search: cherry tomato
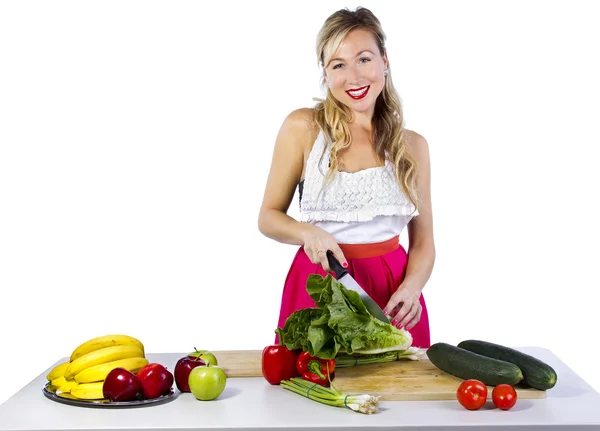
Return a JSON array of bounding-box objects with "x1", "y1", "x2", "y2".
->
[
  {"x1": 456, "y1": 379, "x2": 488, "y2": 410},
  {"x1": 492, "y1": 384, "x2": 518, "y2": 410}
]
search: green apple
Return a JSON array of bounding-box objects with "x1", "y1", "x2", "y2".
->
[
  {"x1": 188, "y1": 363, "x2": 226, "y2": 401},
  {"x1": 188, "y1": 348, "x2": 218, "y2": 366}
]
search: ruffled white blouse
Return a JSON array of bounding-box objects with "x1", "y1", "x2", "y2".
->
[{"x1": 299, "y1": 131, "x2": 418, "y2": 244}]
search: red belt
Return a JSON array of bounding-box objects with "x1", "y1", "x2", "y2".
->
[{"x1": 338, "y1": 235, "x2": 400, "y2": 260}]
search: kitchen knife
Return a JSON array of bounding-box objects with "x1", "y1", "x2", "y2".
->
[{"x1": 326, "y1": 251, "x2": 391, "y2": 324}]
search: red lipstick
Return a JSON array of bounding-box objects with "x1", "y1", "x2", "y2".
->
[{"x1": 345, "y1": 85, "x2": 370, "y2": 100}]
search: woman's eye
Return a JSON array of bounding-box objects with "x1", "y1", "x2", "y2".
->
[
  {"x1": 332, "y1": 64, "x2": 343, "y2": 70},
  {"x1": 359, "y1": 57, "x2": 371, "y2": 64}
]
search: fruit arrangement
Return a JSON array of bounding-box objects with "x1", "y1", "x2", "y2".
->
[
  {"x1": 174, "y1": 348, "x2": 226, "y2": 401},
  {"x1": 427, "y1": 339, "x2": 558, "y2": 411},
  {"x1": 45, "y1": 334, "x2": 174, "y2": 402}
]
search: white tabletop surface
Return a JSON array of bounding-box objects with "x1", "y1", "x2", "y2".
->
[{"x1": 1, "y1": 347, "x2": 599, "y2": 431}]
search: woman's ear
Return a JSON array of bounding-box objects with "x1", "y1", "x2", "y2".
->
[{"x1": 382, "y1": 50, "x2": 389, "y2": 70}]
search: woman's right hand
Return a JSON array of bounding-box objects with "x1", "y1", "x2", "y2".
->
[{"x1": 301, "y1": 224, "x2": 348, "y2": 272}]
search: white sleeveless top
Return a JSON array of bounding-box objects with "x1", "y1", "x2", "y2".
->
[{"x1": 299, "y1": 131, "x2": 418, "y2": 244}]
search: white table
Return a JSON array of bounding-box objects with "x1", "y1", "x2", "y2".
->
[{"x1": 1, "y1": 347, "x2": 599, "y2": 430}]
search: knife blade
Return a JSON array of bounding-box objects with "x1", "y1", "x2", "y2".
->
[{"x1": 326, "y1": 251, "x2": 391, "y2": 324}]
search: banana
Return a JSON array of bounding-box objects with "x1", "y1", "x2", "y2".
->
[
  {"x1": 70, "y1": 334, "x2": 145, "y2": 362},
  {"x1": 56, "y1": 380, "x2": 80, "y2": 393},
  {"x1": 70, "y1": 382, "x2": 106, "y2": 400},
  {"x1": 74, "y1": 357, "x2": 149, "y2": 383},
  {"x1": 51, "y1": 376, "x2": 68, "y2": 387},
  {"x1": 65, "y1": 344, "x2": 144, "y2": 380},
  {"x1": 46, "y1": 361, "x2": 69, "y2": 381},
  {"x1": 51, "y1": 376, "x2": 79, "y2": 391}
]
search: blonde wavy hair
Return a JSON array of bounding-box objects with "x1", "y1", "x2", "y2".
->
[{"x1": 313, "y1": 7, "x2": 419, "y2": 212}]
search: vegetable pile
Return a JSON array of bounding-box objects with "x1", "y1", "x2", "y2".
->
[
  {"x1": 263, "y1": 273, "x2": 429, "y2": 414},
  {"x1": 275, "y1": 274, "x2": 415, "y2": 359},
  {"x1": 427, "y1": 340, "x2": 558, "y2": 411}
]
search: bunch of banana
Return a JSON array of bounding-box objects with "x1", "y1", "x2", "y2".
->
[{"x1": 46, "y1": 334, "x2": 147, "y2": 400}]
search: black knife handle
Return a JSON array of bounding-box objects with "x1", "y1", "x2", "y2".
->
[{"x1": 326, "y1": 250, "x2": 348, "y2": 278}]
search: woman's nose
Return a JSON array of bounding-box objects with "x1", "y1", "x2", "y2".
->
[{"x1": 345, "y1": 65, "x2": 362, "y2": 85}]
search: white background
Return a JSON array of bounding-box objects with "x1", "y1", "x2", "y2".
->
[{"x1": 1, "y1": 0, "x2": 599, "y2": 406}]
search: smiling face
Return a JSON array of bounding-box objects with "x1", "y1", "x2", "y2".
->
[{"x1": 323, "y1": 29, "x2": 388, "y2": 116}]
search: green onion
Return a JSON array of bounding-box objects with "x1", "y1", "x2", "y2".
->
[
  {"x1": 335, "y1": 346, "x2": 427, "y2": 368},
  {"x1": 280, "y1": 378, "x2": 380, "y2": 414}
]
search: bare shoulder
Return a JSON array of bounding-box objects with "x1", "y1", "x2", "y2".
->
[
  {"x1": 279, "y1": 108, "x2": 320, "y2": 151},
  {"x1": 404, "y1": 129, "x2": 429, "y2": 151},
  {"x1": 269, "y1": 108, "x2": 321, "y2": 183},
  {"x1": 404, "y1": 129, "x2": 430, "y2": 162},
  {"x1": 285, "y1": 107, "x2": 317, "y2": 128}
]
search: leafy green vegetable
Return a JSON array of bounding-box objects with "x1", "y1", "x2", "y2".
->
[{"x1": 276, "y1": 274, "x2": 412, "y2": 359}]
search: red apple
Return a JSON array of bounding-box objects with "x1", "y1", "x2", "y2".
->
[
  {"x1": 103, "y1": 368, "x2": 141, "y2": 402},
  {"x1": 174, "y1": 355, "x2": 206, "y2": 392},
  {"x1": 137, "y1": 363, "x2": 174, "y2": 399}
]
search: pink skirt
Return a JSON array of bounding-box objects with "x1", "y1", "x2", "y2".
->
[{"x1": 275, "y1": 236, "x2": 431, "y2": 348}]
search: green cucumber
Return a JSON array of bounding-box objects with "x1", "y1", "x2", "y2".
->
[
  {"x1": 457, "y1": 339, "x2": 557, "y2": 390},
  {"x1": 427, "y1": 342, "x2": 523, "y2": 386}
]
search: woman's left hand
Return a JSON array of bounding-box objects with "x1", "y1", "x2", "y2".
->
[{"x1": 383, "y1": 284, "x2": 423, "y2": 330}]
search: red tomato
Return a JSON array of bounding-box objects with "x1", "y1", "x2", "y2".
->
[
  {"x1": 492, "y1": 384, "x2": 518, "y2": 410},
  {"x1": 456, "y1": 379, "x2": 488, "y2": 410}
]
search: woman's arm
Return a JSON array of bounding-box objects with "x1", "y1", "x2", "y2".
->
[
  {"x1": 402, "y1": 130, "x2": 436, "y2": 292},
  {"x1": 384, "y1": 130, "x2": 436, "y2": 329},
  {"x1": 258, "y1": 108, "x2": 349, "y2": 269},
  {"x1": 257, "y1": 108, "x2": 316, "y2": 246}
]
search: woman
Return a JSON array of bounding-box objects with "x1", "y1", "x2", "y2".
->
[{"x1": 258, "y1": 7, "x2": 435, "y2": 348}]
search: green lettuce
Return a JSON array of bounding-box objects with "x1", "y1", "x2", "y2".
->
[{"x1": 275, "y1": 274, "x2": 412, "y2": 359}]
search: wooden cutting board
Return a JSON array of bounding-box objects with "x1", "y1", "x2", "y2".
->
[
  {"x1": 332, "y1": 360, "x2": 547, "y2": 401},
  {"x1": 211, "y1": 350, "x2": 263, "y2": 377},
  {"x1": 210, "y1": 350, "x2": 546, "y2": 401}
]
